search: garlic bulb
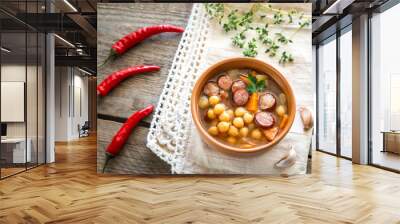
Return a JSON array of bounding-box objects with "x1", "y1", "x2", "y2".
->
[
  {"x1": 275, "y1": 146, "x2": 296, "y2": 169},
  {"x1": 299, "y1": 107, "x2": 313, "y2": 130}
]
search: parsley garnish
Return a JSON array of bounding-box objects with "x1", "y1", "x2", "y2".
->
[{"x1": 246, "y1": 73, "x2": 265, "y2": 93}]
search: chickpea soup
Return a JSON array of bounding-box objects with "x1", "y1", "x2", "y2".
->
[{"x1": 198, "y1": 69, "x2": 289, "y2": 148}]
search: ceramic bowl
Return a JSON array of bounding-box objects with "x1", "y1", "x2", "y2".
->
[{"x1": 191, "y1": 57, "x2": 296, "y2": 154}]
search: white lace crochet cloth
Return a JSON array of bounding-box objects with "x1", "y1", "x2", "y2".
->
[{"x1": 147, "y1": 3, "x2": 313, "y2": 175}]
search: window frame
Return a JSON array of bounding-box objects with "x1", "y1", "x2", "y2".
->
[{"x1": 315, "y1": 24, "x2": 353, "y2": 161}]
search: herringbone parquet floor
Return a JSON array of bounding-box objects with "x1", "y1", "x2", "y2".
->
[{"x1": 1, "y1": 135, "x2": 399, "y2": 224}]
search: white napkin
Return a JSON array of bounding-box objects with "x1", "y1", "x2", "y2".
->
[{"x1": 175, "y1": 111, "x2": 313, "y2": 175}]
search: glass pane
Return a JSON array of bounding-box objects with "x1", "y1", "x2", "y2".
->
[
  {"x1": 38, "y1": 32, "x2": 45, "y2": 165},
  {"x1": 371, "y1": 4, "x2": 400, "y2": 171},
  {"x1": 1, "y1": 30, "x2": 27, "y2": 177},
  {"x1": 27, "y1": 31, "x2": 38, "y2": 169},
  {"x1": 340, "y1": 29, "x2": 352, "y2": 158},
  {"x1": 318, "y1": 37, "x2": 337, "y2": 154},
  {"x1": 26, "y1": 0, "x2": 38, "y2": 169}
]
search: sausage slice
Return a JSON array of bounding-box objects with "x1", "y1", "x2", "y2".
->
[
  {"x1": 254, "y1": 112, "x2": 275, "y2": 128},
  {"x1": 231, "y1": 80, "x2": 247, "y2": 93},
  {"x1": 259, "y1": 92, "x2": 276, "y2": 110},
  {"x1": 233, "y1": 89, "x2": 249, "y2": 106},
  {"x1": 217, "y1": 75, "x2": 233, "y2": 91},
  {"x1": 203, "y1": 81, "x2": 220, "y2": 96}
]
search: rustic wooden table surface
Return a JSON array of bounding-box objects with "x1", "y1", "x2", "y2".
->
[{"x1": 97, "y1": 3, "x2": 193, "y2": 174}]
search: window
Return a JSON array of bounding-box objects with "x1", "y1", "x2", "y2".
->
[
  {"x1": 0, "y1": 1, "x2": 47, "y2": 179},
  {"x1": 317, "y1": 36, "x2": 337, "y2": 154},
  {"x1": 370, "y1": 3, "x2": 400, "y2": 171},
  {"x1": 340, "y1": 28, "x2": 352, "y2": 158}
]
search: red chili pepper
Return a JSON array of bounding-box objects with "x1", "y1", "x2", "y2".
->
[
  {"x1": 102, "y1": 105, "x2": 154, "y2": 173},
  {"x1": 97, "y1": 65, "x2": 160, "y2": 97},
  {"x1": 100, "y1": 25, "x2": 184, "y2": 66}
]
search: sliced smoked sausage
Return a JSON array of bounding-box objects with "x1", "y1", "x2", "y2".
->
[
  {"x1": 217, "y1": 75, "x2": 233, "y2": 91},
  {"x1": 231, "y1": 80, "x2": 247, "y2": 93},
  {"x1": 233, "y1": 89, "x2": 249, "y2": 106},
  {"x1": 259, "y1": 92, "x2": 276, "y2": 110},
  {"x1": 254, "y1": 112, "x2": 275, "y2": 128},
  {"x1": 203, "y1": 81, "x2": 220, "y2": 96}
]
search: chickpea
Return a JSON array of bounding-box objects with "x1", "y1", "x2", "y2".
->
[
  {"x1": 251, "y1": 129, "x2": 262, "y2": 140},
  {"x1": 219, "y1": 132, "x2": 228, "y2": 138},
  {"x1": 207, "y1": 109, "x2": 216, "y2": 119},
  {"x1": 199, "y1": 96, "x2": 209, "y2": 109},
  {"x1": 235, "y1": 107, "x2": 247, "y2": 117},
  {"x1": 243, "y1": 112, "x2": 254, "y2": 124},
  {"x1": 232, "y1": 117, "x2": 244, "y2": 128},
  {"x1": 247, "y1": 123, "x2": 255, "y2": 130},
  {"x1": 208, "y1": 126, "x2": 219, "y2": 136},
  {"x1": 227, "y1": 136, "x2": 237, "y2": 145},
  {"x1": 210, "y1": 119, "x2": 219, "y2": 127},
  {"x1": 228, "y1": 126, "x2": 239, "y2": 137},
  {"x1": 219, "y1": 111, "x2": 231, "y2": 122},
  {"x1": 276, "y1": 105, "x2": 286, "y2": 117},
  {"x1": 217, "y1": 121, "x2": 230, "y2": 133},
  {"x1": 239, "y1": 127, "x2": 249, "y2": 137},
  {"x1": 209, "y1": 95, "x2": 220, "y2": 106},
  {"x1": 213, "y1": 103, "x2": 225, "y2": 115},
  {"x1": 226, "y1": 109, "x2": 235, "y2": 119}
]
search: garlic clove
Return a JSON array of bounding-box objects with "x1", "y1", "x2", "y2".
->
[
  {"x1": 299, "y1": 107, "x2": 313, "y2": 130},
  {"x1": 275, "y1": 146, "x2": 297, "y2": 169}
]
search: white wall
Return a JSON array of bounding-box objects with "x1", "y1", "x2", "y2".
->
[
  {"x1": 72, "y1": 73, "x2": 89, "y2": 138},
  {"x1": 55, "y1": 66, "x2": 69, "y2": 141},
  {"x1": 54, "y1": 66, "x2": 89, "y2": 141}
]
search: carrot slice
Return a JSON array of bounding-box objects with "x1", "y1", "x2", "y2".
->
[
  {"x1": 246, "y1": 92, "x2": 259, "y2": 113},
  {"x1": 240, "y1": 75, "x2": 250, "y2": 85},
  {"x1": 279, "y1": 114, "x2": 288, "y2": 129}
]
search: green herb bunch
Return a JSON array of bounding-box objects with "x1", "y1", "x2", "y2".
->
[
  {"x1": 204, "y1": 3, "x2": 311, "y2": 65},
  {"x1": 243, "y1": 38, "x2": 258, "y2": 57},
  {"x1": 205, "y1": 3, "x2": 224, "y2": 23}
]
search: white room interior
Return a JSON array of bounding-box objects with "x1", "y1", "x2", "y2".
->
[
  {"x1": 54, "y1": 66, "x2": 90, "y2": 142},
  {"x1": 1, "y1": 62, "x2": 46, "y2": 176},
  {"x1": 0, "y1": 0, "x2": 97, "y2": 180}
]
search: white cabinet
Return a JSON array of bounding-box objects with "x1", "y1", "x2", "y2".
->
[{"x1": 1, "y1": 138, "x2": 31, "y2": 163}]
